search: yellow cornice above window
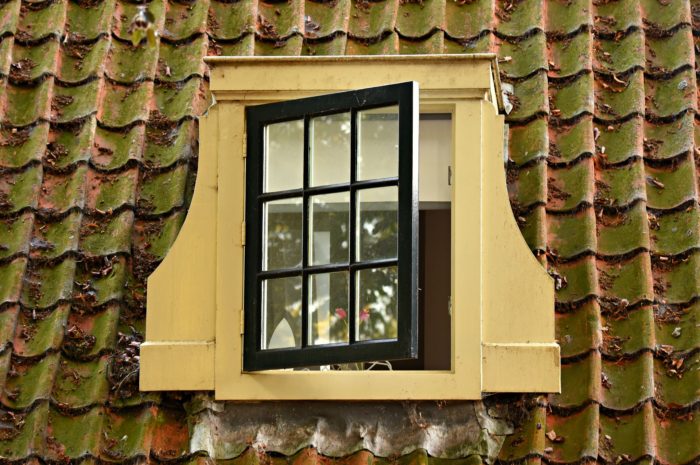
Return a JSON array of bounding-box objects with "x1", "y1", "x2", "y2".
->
[{"x1": 139, "y1": 55, "x2": 560, "y2": 399}]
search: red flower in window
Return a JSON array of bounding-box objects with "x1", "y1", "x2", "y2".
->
[
  {"x1": 335, "y1": 308, "x2": 347, "y2": 319},
  {"x1": 360, "y1": 307, "x2": 370, "y2": 322}
]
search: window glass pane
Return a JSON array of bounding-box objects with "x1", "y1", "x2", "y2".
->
[
  {"x1": 309, "y1": 192, "x2": 350, "y2": 266},
  {"x1": 309, "y1": 271, "x2": 349, "y2": 345},
  {"x1": 264, "y1": 119, "x2": 303, "y2": 192},
  {"x1": 356, "y1": 186, "x2": 398, "y2": 261},
  {"x1": 262, "y1": 276, "x2": 302, "y2": 349},
  {"x1": 310, "y1": 112, "x2": 351, "y2": 187},
  {"x1": 356, "y1": 266, "x2": 398, "y2": 341},
  {"x1": 357, "y1": 105, "x2": 399, "y2": 181},
  {"x1": 263, "y1": 197, "x2": 302, "y2": 270}
]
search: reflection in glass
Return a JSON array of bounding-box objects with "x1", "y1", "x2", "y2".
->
[
  {"x1": 309, "y1": 271, "x2": 349, "y2": 345},
  {"x1": 309, "y1": 192, "x2": 350, "y2": 265},
  {"x1": 263, "y1": 198, "x2": 302, "y2": 270},
  {"x1": 357, "y1": 106, "x2": 399, "y2": 181},
  {"x1": 264, "y1": 120, "x2": 304, "y2": 192},
  {"x1": 356, "y1": 186, "x2": 398, "y2": 261},
  {"x1": 356, "y1": 266, "x2": 398, "y2": 341},
  {"x1": 311, "y1": 113, "x2": 351, "y2": 186},
  {"x1": 262, "y1": 276, "x2": 302, "y2": 349}
]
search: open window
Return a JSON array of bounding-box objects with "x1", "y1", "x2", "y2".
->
[{"x1": 244, "y1": 82, "x2": 419, "y2": 371}]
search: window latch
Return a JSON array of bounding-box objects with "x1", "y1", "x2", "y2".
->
[{"x1": 448, "y1": 166, "x2": 452, "y2": 186}]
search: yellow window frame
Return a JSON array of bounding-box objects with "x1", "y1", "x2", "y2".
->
[{"x1": 139, "y1": 55, "x2": 560, "y2": 400}]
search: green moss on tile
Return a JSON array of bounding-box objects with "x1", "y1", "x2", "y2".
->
[
  {"x1": 101, "y1": 407, "x2": 155, "y2": 459},
  {"x1": 134, "y1": 211, "x2": 184, "y2": 259},
  {"x1": 12, "y1": 304, "x2": 69, "y2": 357},
  {"x1": 549, "y1": 32, "x2": 590, "y2": 78},
  {"x1": 93, "y1": 124, "x2": 144, "y2": 170},
  {"x1": 507, "y1": 73, "x2": 548, "y2": 121},
  {"x1": 548, "y1": 159, "x2": 593, "y2": 211},
  {"x1": 0, "y1": 163, "x2": 41, "y2": 213},
  {"x1": 39, "y1": 166, "x2": 87, "y2": 213},
  {"x1": 399, "y1": 32, "x2": 443, "y2": 54},
  {"x1": 0, "y1": 258, "x2": 26, "y2": 304},
  {"x1": 346, "y1": 33, "x2": 398, "y2": 55},
  {"x1": 645, "y1": 69, "x2": 696, "y2": 118},
  {"x1": 653, "y1": 251, "x2": 700, "y2": 304},
  {"x1": 157, "y1": 37, "x2": 207, "y2": 81},
  {"x1": 547, "y1": 209, "x2": 596, "y2": 258},
  {"x1": 553, "y1": 256, "x2": 597, "y2": 303},
  {"x1": 58, "y1": 37, "x2": 110, "y2": 83},
  {"x1": 508, "y1": 118, "x2": 547, "y2": 166},
  {"x1": 79, "y1": 210, "x2": 134, "y2": 256},
  {"x1": 66, "y1": 303, "x2": 120, "y2": 359},
  {"x1": 595, "y1": 159, "x2": 645, "y2": 207},
  {"x1": 546, "y1": 0, "x2": 590, "y2": 35},
  {"x1": 655, "y1": 303, "x2": 699, "y2": 353},
  {"x1": 65, "y1": 0, "x2": 115, "y2": 41},
  {"x1": 106, "y1": 39, "x2": 159, "y2": 82},
  {"x1": 303, "y1": 36, "x2": 348, "y2": 56},
  {"x1": 643, "y1": 113, "x2": 693, "y2": 160},
  {"x1": 594, "y1": 30, "x2": 643, "y2": 75},
  {"x1": 640, "y1": 0, "x2": 689, "y2": 29},
  {"x1": 348, "y1": 0, "x2": 396, "y2": 38},
  {"x1": 257, "y1": 0, "x2": 303, "y2": 38},
  {"x1": 546, "y1": 405, "x2": 598, "y2": 463},
  {"x1": 4, "y1": 79, "x2": 50, "y2": 126},
  {"x1": 396, "y1": 0, "x2": 444, "y2": 38},
  {"x1": 551, "y1": 355, "x2": 599, "y2": 408},
  {"x1": 48, "y1": 406, "x2": 103, "y2": 459},
  {"x1": 99, "y1": 81, "x2": 151, "y2": 127},
  {"x1": 598, "y1": 253, "x2": 653, "y2": 303},
  {"x1": 654, "y1": 351, "x2": 700, "y2": 407},
  {"x1": 443, "y1": 33, "x2": 491, "y2": 54},
  {"x1": 555, "y1": 301, "x2": 601, "y2": 357},
  {"x1": 208, "y1": 0, "x2": 255, "y2": 40},
  {"x1": 518, "y1": 205, "x2": 546, "y2": 251},
  {"x1": 0, "y1": 304, "x2": 18, "y2": 349},
  {"x1": 595, "y1": 117, "x2": 642, "y2": 164},
  {"x1": 550, "y1": 117, "x2": 594, "y2": 163},
  {"x1": 651, "y1": 206, "x2": 700, "y2": 255},
  {"x1": 494, "y1": 0, "x2": 543, "y2": 37},
  {"x1": 254, "y1": 36, "x2": 304, "y2": 56},
  {"x1": 644, "y1": 155, "x2": 695, "y2": 209},
  {"x1": 10, "y1": 40, "x2": 58, "y2": 81},
  {"x1": 601, "y1": 354, "x2": 653, "y2": 410},
  {"x1": 594, "y1": 71, "x2": 643, "y2": 120},
  {"x1": 594, "y1": 0, "x2": 640, "y2": 32},
  {"x1": 52, "y1": 357, "x2": 109, "y2": 409},
  {"x1": 646, "y1": 31, "x2": 693, "y2": 74},
  {"x1": 444, "y1": 0, "x2": 492, "y2": 38},
  {"x1": 30, "y1": 211, "x2": 81, "y2": 260},
  {"x1": 48, "y1": 118, "x2": 95, "y2": 169},
  {"x1": 498, "y1": 406, "x2": 545, "y2": 460},
  {"x1": 498, "y1": 32, "x2": 546, "y2": 78},
  {"x1": 599, "y1": 406, "x2": 654, "y2": 462},
  {"x1": 137, "y1": 164, "x2": 188, "y2": 214},
  {"x1": 597, "y1": 202, "x2": 649, "y2": 256},
  {"x1": 52, "y1": 79, "x2": 101, "y2": 123},
  {"x1": 304, "y1": 0, "x2": 351, "y2": 39},
  {"x1": 88, "y1": 168, "x2": 138, "y2": 212},
  {"x1": 20, "y1": 258, "x2": 76, "y2": 308},
  {"x1": 153, "y1": 78, "x2": 200, "y2": 121},
  {"x1": 0, "y1": 212, "x2": 32, "y2": 259},
  {"x1": 16, "y1": 0, "x2": 66, "y2": 40},
  {"x1": 0, "y1": 122, "x2": 48, "y2": 168},
  {"x1": 602, "y1": 306, "x2": 654, "y2": 354},
  {"x1": 511, "y1": 159, "x2": 546, "y2": 207},
  {"x1": 0, "y1": 0, "x2": 20, "y2": 37},
  {"x1": 2, "y1": 353, "x2": 59, "y2": 409},
  {"x1": 0, "y1": 398, "x2": 47, "y2": 459},
  {"x1": 163, "y1": 0, "x2": 207, "y2": 40}
]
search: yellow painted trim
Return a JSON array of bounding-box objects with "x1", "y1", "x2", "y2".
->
[
  {"x1": 140, "y1": 341, "x2": 215, "y2": 390},
  {"x1": 482, "y1": 343, "x2": 561, "y2": 393},
  {"x1": 141, "y1": 55, "x2": 560, "y2": 398}
]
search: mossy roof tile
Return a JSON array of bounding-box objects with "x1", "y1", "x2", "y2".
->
[{"x1": 0, "y1": 1, "x2": 696, "y2": 464}]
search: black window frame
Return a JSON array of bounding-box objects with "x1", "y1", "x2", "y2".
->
[{"x1": 243, "y1": 81, "x2": 419, "y2": 371}]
